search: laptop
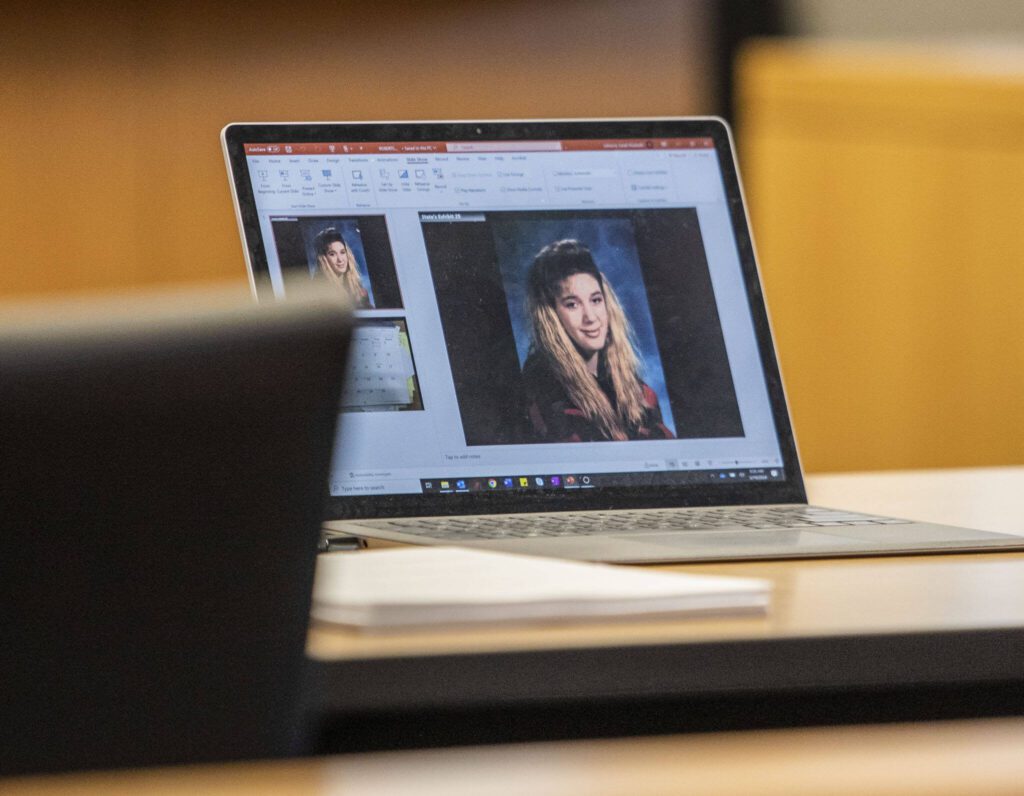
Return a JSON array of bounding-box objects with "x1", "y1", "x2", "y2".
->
[
  {"x1": 0, "y1": 285, "x2": 350, "y2": 775},
  {"x1": 222, "y1": 118, "x2": 1024, "y2": 563}
]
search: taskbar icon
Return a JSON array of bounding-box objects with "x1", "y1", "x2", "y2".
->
[{"x1": 421, "y1": 473, "x2": 592, "y2": 493}]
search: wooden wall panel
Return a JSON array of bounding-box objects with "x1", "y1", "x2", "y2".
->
[
  {"x1": 0, "y1": 0, "x2": 708, "y2": 298},
  {"x1": 737, "y1": 40, "x2": 1024, "y2": 471}
]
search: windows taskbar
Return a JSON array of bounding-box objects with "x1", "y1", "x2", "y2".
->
[{"x1": 420, "y1": 467, "x2": 785, "y2": 494}]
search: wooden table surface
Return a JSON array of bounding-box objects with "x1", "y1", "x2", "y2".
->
[
  {"x1": 308, "y1": 467, "x2": 1024, "y2": 662},
  {"x1": 8, "y1": 716, "x2": 1024, "y2": 795},
  {"x1": 303, "y1": 467, "x2": 1024, "y2": 746},
  {"x1": 806, "y1": 466, "x2": 1024, "y2": 535},
  {"x1": 5, "y1": 468, "x2": 1024, "y2": 791}
]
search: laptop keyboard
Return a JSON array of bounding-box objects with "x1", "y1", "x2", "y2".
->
[{"x1": 372, "y1": 506, "x2": 909, "y2": 541}]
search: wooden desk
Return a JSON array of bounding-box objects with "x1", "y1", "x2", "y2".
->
[
  {"x1": 5, "y1": 469, "x2": 1024, "y2": 790},
  {"x1": 9, "y1": 717, "x2": 1024, "y2": 795},
  {"x1": 307, "y1": 468, "x2": 1024, "y2": 750}
]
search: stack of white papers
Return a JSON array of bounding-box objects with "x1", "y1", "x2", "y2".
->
[{"x1": 312, "y1": 547, "x2": 769, "y2": 630}]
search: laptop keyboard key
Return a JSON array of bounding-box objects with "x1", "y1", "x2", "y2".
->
[{"x1": 372, "y1": 506, "x2": 911, "y2": 541}]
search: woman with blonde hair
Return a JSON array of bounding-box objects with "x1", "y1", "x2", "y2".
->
[
  {"x1": 313, "y1": 227, "x2": 371, "y2": 309},
  {"x1": 522, "y1": 239, "x2": 673, "y2": 442}
]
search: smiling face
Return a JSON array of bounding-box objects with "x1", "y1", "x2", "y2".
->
[
  {"x1": 322, "y1": 241, "x2": 350, "y2": 275},
  {"x1": 554, "y1": 272, "x2": 608, "y2": 364}
]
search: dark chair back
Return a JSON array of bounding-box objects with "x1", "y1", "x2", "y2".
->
[{"x1": 0, "y1": 286, "x2": 349, "y2": 776}]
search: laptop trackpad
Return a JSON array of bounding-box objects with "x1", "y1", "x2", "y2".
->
[
  {"x1": 522, "y1": 530, "x2": 872, "y2": 563},
  {"x1": 633, "y1": 529, "x2": 869, "y2": 553}
]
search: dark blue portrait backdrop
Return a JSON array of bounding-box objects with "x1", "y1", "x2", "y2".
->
[
  {"x1": 300, "y1": 219, "x2": 376, "y2": 308},
  {"x1": 493, "y1": 217, "x2": 676, "y2": 437}
]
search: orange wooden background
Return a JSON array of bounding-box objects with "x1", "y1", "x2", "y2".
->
[
  {"x1": 737, "y1": 40, "x2": 1024, "y2": 471},
  {"x1": 0, "y1": 1, "x2": 708, "y2": 297}
]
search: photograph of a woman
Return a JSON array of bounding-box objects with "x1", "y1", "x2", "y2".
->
[
  {"x1": 313, "y1": 226, "x2": 372, "y2": 309},
  {"x1": 523, "y1": 239, "x2": 674, "y2": 442}
]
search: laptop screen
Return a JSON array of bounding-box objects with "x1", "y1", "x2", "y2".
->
[{"x1": 224, "y1": 120, "x2": 802, "y2": 517}]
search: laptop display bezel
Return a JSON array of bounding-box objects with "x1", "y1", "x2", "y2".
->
[{"x1": 223, "y1": 118, "x2": 806, "y2": 516}]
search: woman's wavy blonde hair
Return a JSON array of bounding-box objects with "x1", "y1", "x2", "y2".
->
[
  {"x1": 314, "y1": 228, "x2": 365, "y2": 305},
  {"x1": 526, "y1": 239, "x2": 646, "y2": 441}
]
